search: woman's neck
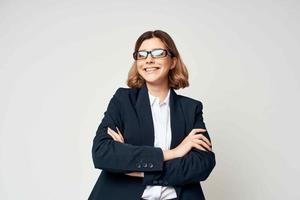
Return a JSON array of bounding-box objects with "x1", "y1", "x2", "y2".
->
[{"x1": 146, "y1": 82, "x2": 170, "y2": 103}]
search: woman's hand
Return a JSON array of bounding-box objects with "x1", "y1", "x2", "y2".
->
[
  {"x1": 125, "y1": 172, "x2": 144, "y2": 177},
  {"x1": 107, "y1": 127, "x2": 144, "y2": 178},
  {"x1": 107, "y1": 127, "x2": 124, "y2": 143},
  {"x1": 172, "y1": 128, "x2": 212, "y2": 158}
]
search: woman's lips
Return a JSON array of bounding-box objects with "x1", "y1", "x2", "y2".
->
[{"x1": 144, "y1": 67, "x2": 160, "y2": 72}]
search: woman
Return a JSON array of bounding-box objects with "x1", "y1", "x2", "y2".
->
[{"x1": 89, "y1": 30, "x2": 216, "y2": 200}]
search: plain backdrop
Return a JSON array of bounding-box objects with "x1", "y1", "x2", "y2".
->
[{"x1": 1, "y1": 0, "x2": 300, "y2": 199}]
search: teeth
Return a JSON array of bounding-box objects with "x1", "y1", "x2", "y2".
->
[{"x1": 145, "y1": 67, "x2": 159, "y2": 72}]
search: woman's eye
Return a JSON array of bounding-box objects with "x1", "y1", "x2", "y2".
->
[
  {"x1": 153, "y1": 50, "x2": 164, "y2": 56},
  {"x1": 138, "y1": 52, "x2": 147, "y2": 58}
]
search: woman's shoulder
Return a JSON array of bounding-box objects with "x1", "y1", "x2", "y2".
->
[
  {"x1": 177, "y1": 93, "x2": 204, "y2": 108},
  {"x1": 110, "y1": 87, "x2": 140, "y2": 103},
  {"x1": 112, "y1": 87, "x2": 137, "y2": 97}
]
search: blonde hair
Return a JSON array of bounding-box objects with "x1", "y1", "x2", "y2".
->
[{"x1": 127, "y1": 30, "x2": 189, "y2": 90}]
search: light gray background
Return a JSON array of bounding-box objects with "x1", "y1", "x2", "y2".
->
[{"x1": 1, "y1": 0, "x2": 299, "y2": 199}]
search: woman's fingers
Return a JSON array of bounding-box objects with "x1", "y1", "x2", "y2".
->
[
  {"x1": 107, "y1": 127, "x2": 123, "y2": 143},
  {"x1": 107, "y1": 129, "x2": 118, "y2": 141},
  {"x1": 116, "y1": 126, "x2": 124, "y2": 143},
  {"x1": 200, "y1": 135, "x2": 212, "y2": 147},
  {"x1": 193, "y1": 143, "x2": 207, "y2": 152},
  {"x1": 194, "y1": 134, "x2": 212, "y2": 147},
  {"x1": 125, "y1": 172, "x2": 144, "y2": 177},
  {"x1": 193, "y1": 139, "x2": 212, "y2": 151},
  {"x1": 189, "y1": 128, "x2": 206, "y2": 135}
]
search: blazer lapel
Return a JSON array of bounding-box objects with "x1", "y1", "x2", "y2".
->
[
  {"x1": 169, "y1": 88, "x2": 186, "y2": 149},
  {"x1": 135, "y1": 84, "x2": 155, "y2": 146},
  {"x1": 135, "y1": 84, "x2": 186, "y2": 148}
]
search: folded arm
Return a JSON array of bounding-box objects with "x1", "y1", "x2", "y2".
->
[
  {"x1": 92, "y1": 90, "x2": 164, "y2": 173},
  {"x1": 143, "y1": 101, "x2": 216, "y2": 186},
  {"x1": 107, "y1": 101, "x2": 216, "y2": 186}
]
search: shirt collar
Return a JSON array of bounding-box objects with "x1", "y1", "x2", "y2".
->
[{"x1": 148, "y1": 88, "x2": 170, "y2": 107}]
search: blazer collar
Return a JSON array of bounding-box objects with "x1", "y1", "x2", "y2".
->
[{"x1": 135, "y1": 84, "x2": 186, "y2": 148}]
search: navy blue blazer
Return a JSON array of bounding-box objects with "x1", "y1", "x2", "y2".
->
[{"x1": 89, "y1": 84, "x2": 216, "y2": 200}]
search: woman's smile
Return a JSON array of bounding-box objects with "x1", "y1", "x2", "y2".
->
[{"x1": 144, "y1": 66, "x2": 160, "y2": 73}]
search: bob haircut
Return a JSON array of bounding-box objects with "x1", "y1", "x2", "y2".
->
[{"x1": 127, "y1": 30, "x2": 189, "y2": 90}]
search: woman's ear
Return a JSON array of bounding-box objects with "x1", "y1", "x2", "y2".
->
[{"x1": 170, "y1": 57, "x2": 177, "y2": 69}]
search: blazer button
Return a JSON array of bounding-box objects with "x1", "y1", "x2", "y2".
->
[
  {"x1": 143, "y1": 163, "x2": 148, "y2": 168},
  {"x1": 136, "y1": 163, "x2": 141, "y2": 168},
  {"x1": 153, "y1": 180, "x2": 158, "y2": 184},
  {"x1": 158, "y1": 180, "x2": 163, "y2": 184},
  {"x1": 149, "y1": 163, "x2": 153, "y2": 168}
]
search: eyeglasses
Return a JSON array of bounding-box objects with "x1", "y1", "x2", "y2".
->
[{"x1": 133, "y1": 48, "x2": 173, "y2": 60}]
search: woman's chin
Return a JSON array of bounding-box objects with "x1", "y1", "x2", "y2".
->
[
  {"x1": 144, "y1": 77, "x2": 166, "y2": 85},
  {"x1": 142, "y1": 74, "x2": 159, "y2": 82},
  {"x1": 144, "y1": 78, "x2": 158, "y2": 84}
]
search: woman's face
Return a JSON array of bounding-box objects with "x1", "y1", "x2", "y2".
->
[{"x1": 136, "y1": 37, "x2": 177, "y2": 86}]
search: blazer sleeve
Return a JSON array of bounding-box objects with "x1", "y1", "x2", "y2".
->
[
  {"x1": 92, "y1": 88, "x2": 164, "y2": 173},
  {"x1": 143, "y1": 101, "x2": 216, "y2": 187}
]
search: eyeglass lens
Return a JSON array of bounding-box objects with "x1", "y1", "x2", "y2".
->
[{"x1": 136, "y1": 49, "x2": 167, "y2": 60}]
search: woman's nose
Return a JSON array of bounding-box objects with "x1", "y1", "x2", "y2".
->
[{"x1": 145, "y1": 54, "x2": 154, "y2": 64}]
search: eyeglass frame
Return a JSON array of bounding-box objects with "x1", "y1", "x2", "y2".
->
[{"x1": 133, "y1": 48, "x2": 173, "y2": 60}]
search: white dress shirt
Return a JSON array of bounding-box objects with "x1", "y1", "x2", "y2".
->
[{"x1": 141, "y1": 89, "x2": 177, "y2": 200}]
